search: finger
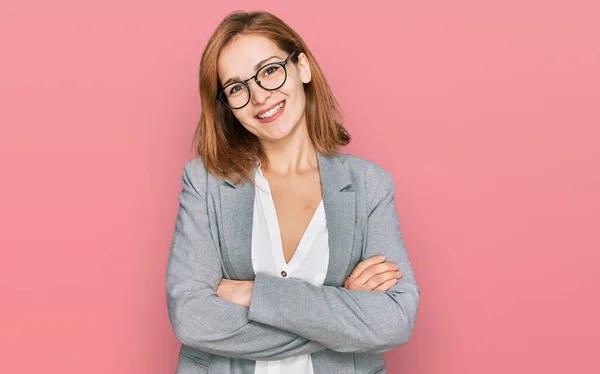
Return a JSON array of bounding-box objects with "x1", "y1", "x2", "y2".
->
[
  {"x1": 344, "y1": 275, "x2": 355, "y2": 289},
  {"x1": 354, "y1": 262, "x2": 399, "y2": 285},
  {"x1": 349, "y1": 255, "x2": 387, "y2": 279},
  {"x1": 364, "y1": 271, "x2": 402, "y2": 290},
  {"x1": 348, "y1": 255, "x2": 386, "y2": 280},
  {"x1": 345, "y1": 277, "x2": 362, "y2": 290},
  {"x1": 346, "y1": 269, "x2": 387, "y2": 290},
  {"x1": 372, "y1": 278, "x2": 398, "y2": 292}
]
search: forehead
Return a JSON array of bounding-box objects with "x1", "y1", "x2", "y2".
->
[{"x1": 218, "y1": 34, "x2": 285, "y2": 83}]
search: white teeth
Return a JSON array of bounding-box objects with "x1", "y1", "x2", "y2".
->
[{"x1": 257, "y1": 101, "x2": 284, "y2": 119}]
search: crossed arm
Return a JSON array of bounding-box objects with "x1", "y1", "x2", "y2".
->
[{"x1": 166, "y1": 162, "x2": 420, "y2": 360}]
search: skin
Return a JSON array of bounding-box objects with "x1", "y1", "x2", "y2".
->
[{"x1": 215, "y1": 34, "x2": 402, "y2": 307}]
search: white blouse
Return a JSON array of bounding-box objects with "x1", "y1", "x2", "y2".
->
[{"x1": 251, "y1": 165, "x2": 330, "y2": 374}]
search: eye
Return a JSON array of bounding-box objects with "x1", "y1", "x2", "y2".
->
[
  {"x1": 227, "y1": 84, "x2": 244, "y2": 95},
  {"x1": 264, "y1": 66, "x2": 279, "y2": 76}
]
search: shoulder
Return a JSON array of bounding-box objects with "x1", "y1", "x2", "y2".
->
[
  {"x1": 335, "y1": 152, "x2": 394, "y2": 188},
  {"x1": 180, "y1": 152, "x2": 395, "y2": 195},
  {"x1": 333, "y1": 152, "x2": 396, "y2": 210},
  {"x1": 183, "y1": 155, "x2": 209, "y2": 176},
  {"x1": 178, "y1": 156, "x2": 211, "y2": 194}
]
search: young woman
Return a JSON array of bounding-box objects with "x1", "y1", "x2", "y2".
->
[{"x1": 166, "y1": 10, "x2": 420, "y2": 374}]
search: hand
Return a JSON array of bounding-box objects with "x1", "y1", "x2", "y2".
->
[
  {"x1": 344, "y1": 255, "x2": 403, "y2": 292},
  {"x1": 216, "y1": 279, "x2": 254, "y2": 308}
]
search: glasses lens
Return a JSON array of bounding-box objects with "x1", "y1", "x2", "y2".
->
[
  {"x1": 223, "y1": 82, "x2": 250, "y2": 109},
  {"x1": 257, "y1": 63, "x2": 286, "y2": 90}
]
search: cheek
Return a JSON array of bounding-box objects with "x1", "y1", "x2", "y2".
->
[
  {"x1": 232, "y1": 108, "x2": 255, "y2": 124},
  {"x1": 286, "y1": 76, "x2": 304, "y2": 95},
  {"x1": 289, "y1": 83, "x2": 307, "y2": 108},
  {"x1": 278, "y1": 81, "x2": 305, "y2": 109},
  {"x1": 232, "y1": 110, "x2": 263, "y2": 136}
]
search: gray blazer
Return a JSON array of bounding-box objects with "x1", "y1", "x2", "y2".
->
[{"x1": 166, "y1": 151, "x2": 421, "y2": 374}]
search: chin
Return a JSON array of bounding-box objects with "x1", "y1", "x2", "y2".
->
[
  {"x1": 244, "y1": 107, "x2": 303, "y2": 142},
  {"x1": 261, "y1": 129, "x2": 293, "y2": 142},
  {"x1": 268, "y1": 119, "x2": 302, "y2": 140}
]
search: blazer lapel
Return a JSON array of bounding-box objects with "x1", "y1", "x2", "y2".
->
[
  {"x1": 317, "y1": 151, "x2": 356, "y2": 286},
  {"x1": 219, "y1": 177, "x2": 256, "y2": 280},
  {"x1": 218, "y1": 151, "x2": 356, "y2": 285}
]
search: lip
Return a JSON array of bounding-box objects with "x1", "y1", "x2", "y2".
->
[
  {"x1": 255, "y1": 100, "x2": 286, "y2": 123},
  {"x1": 255, "y1": 100, "x2": 285, "y2": 117}
]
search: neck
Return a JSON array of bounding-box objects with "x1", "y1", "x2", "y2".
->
[{"x1": 260, "y1": 116, "x2": 318, "y2": 176}]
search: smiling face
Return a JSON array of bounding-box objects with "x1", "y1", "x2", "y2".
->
[{"x1": 217, "y1": 34, "x2": 311, "y2": 144}]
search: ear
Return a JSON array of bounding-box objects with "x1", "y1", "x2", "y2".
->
[{"x1": 296, "y1": 52, "x2": 312, "y2": 84}]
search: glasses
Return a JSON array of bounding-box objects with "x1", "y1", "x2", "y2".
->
[{"x1": 217, "y1": 51, "x2": 298, "y2": 109}]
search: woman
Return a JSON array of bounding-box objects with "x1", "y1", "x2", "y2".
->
[{"x1": 166, "y1": 10, "x2": 420, "y2": 374}]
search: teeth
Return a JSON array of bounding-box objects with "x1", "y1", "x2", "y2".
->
[{"x1": 258, "y1": 102, "x2": 284, "y2": 119}]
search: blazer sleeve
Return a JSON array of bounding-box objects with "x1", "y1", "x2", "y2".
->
[
  {"x1": 247, "y1": 169, "x2": 421, "y2": 354},
  {"x1": 166, "y1": 162, "x2": 327, "y2": 360}
]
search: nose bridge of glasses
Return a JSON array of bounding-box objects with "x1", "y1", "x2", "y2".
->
[
  {"x1": 247, "y1": 75, "x2": 261, "y2": 88},
  {"x1": 247, "y1": 74, "x2": 273, "y2": 96}
]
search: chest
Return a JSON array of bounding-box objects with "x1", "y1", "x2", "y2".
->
[
  {"x1": 262, "y1": 170, "x2": 322, "y2": 263},
  {"x1": 211, "y1": 162, "x2": 365, "y2": 286},
  {"x1": 251, "y1": 169, "x2": 330, "y2": 286},
  {"x1": 272, "y1": 175, "x2": 322, "y2": 263}
]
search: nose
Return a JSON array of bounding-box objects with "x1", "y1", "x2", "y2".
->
[{"x1": 249, "y1": 79, "x2": 271, "y2": 106}]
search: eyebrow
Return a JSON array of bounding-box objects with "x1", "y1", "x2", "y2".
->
[{"x1": 222, "y1": 55, "x2": 282, "y2": 87}]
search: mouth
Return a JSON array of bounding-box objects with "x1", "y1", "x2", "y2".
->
[{"x1": 255, "y1": 100, "x2": 286, "y2": 123}]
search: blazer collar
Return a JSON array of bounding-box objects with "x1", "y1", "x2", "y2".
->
[{"x1": 218, "y1": 150, "x2": 355, "y2": 285}]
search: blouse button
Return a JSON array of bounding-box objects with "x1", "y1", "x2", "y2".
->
[{"x1": 280, "y1": 270, "x2": 287, "y2": 277}]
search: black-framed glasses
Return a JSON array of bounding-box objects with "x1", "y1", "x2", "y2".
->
[{"x1": 217, "y1": 51, "x2": 298, "y2": 110}]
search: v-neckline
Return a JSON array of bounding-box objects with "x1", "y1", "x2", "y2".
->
[{"x1": 255, "y1": 166, "x2": 325, "y2": 271}]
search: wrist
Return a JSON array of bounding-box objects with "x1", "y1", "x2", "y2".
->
[{"x1": 245, "y1": 280, "x2": 254, "y2": 307}]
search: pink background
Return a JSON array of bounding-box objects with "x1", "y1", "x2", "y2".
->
[{"x1": 1, "y1": 0, "x2": 599, "y2": 373}]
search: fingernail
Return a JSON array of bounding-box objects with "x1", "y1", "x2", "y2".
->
[{"x1": 379, "y1": 255, "x2": 386, "y2": 260}]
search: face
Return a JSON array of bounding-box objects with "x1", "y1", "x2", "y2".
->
[{"x1": 217, "y1": 34, "x2": 311, "y2": 143}]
